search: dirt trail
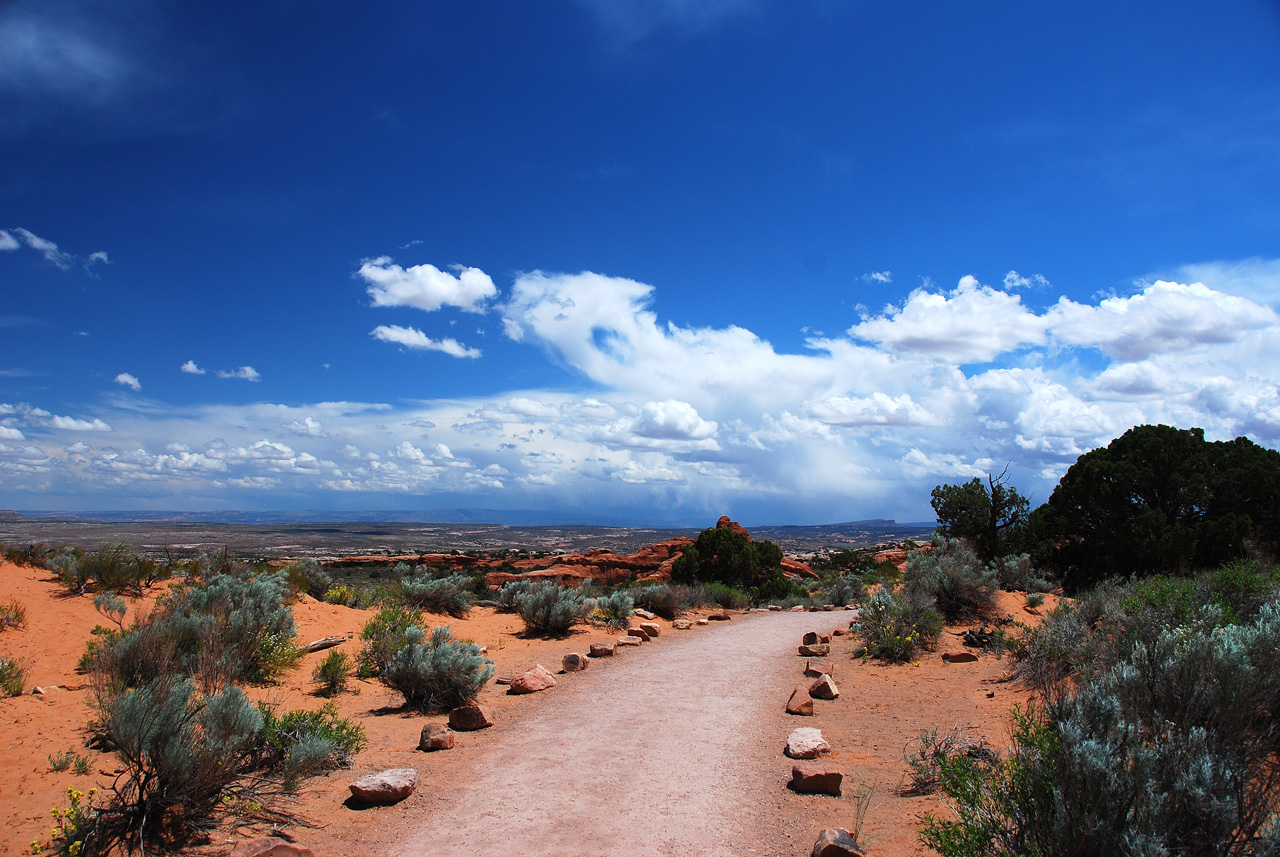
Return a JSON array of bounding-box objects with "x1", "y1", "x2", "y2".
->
[{"x1": 391, "y1": 611, "x2": 848, "y2": 857}]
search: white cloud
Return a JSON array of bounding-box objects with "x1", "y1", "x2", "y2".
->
[
  {"x1": 0, "y1": 230, "x2": 18, "y2": 251},
  {"x1": 632, "y1": 400, "x2": 717, "y2": 440},
  {"x1": 11, "y1": 227, "x2": 73, "y2": 268},
  {"x1": 806, "y1": 393, "x2": 942, "y2": 427},
  {"x1": 284, "y1": 416, "x2": 326, "y2": 437},
  {"x1": 1167, "y1": 257, "x2": 1280, "y2": 308},
  {"x1": 371, "y1": 324, "x2": 481, "y2": 359},
  {"x1": 1003, "y1": 270, "x2": 1050, "y2": 290},
  {"x1": 114, "y1": 372, "x2": 141, "y2": 392},
  {"x1": 849, "y1": 275, "x2": 1048, "y2": 363},
  {"x1": 180, "y1": 360, "x2": 206, "y2": 375},
  {"x1": 1046, "y1": 280, "x2": 1276, "y2": 360},
  {"x1": 359, "y1": 257, "x2": 496, "y2": 314},
  {"x1": 49, "y1": 415, "x2": 113, "y2": 431},
  {"x1": 0, "y1": 425, "x2": 24, "y2": 439},
  {"x1": 862, "y1": 270, "x2": 892, "y2": 284},
  {"x1": 215, "y1": 366, "x2": 261, "y2": 381}
]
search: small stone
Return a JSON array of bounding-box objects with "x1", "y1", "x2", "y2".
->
[
  {"x1": 707, "y1": 612, "x2": 731, "y2": 621},
  {"x1": 349, "y1": 768, "x2": 418, "y2": 804},
  {"x1": 626, "y1": 626, "x2": 650, "y2": 641},
  {"x1": 589, "y1": 642, "x2": 616, "y2": 657},
  {"x1": 821, "y1": 604, "x2": 837, "y2": 612},
  {"x1": 768, "y1": 605, "x2": 782, "y2": 611},
  {"x1": 808, "y1": 674, "x2": 840, "y2": 700},
  {"x1": 418, "y1": 723, "x2": 455, "y2": 751},
  {"x1": 798, "y1": 643, "x2": 830, "y2": 657},
  {"x1": 448, "y1": 704, "x2": 494, "y2": 731},
  {"x1": 786, "y1": 683, "x2": 815, "y2": 716},
  {"x1": 672, "y1": 619, "x2": 693, "y2": 630},
  {"x1": 831, "y1": 628, "x2": 845, "y2": 637},
  {"x1": 785, "y1": 727, "x2": 832, "y2": 759},
  {"x1": 634, "y1": 608, "x2": 657, "y2": 620},
  {"x1": 942, "y1": 650, "x2": 979, "y2": 663},
  {"x1": 819, "y1": 634, "x2": 832, "y2": 644},
  {"x1": 695, "y1": 618, "x2": 710, "y2": 626},
  {"x1": 804, "y1": 658, "x2": 834, "y2": 678},
  {"x1": 617, "y1": 635, "x2": 643, "y2": 646},
  {"x1": 811, "y1": 828, "x2": 865, "y2": 857},
  {"x1": 790, "y1": 605, "x2": 805, "y2": 612},
  {"x1": 790, "y1": 761, "x2": 843, "y2": 795},
  {"x1": 562, "y1": 652, "x2": 589, "y2": 672},
  {"x1": 639, "y1": 621, "x2": 661, "y2": 638},
  {"x1": 802, "y1": 631, "x2": 820, "y2": 646},
  {"x1": 509, "y1": 664, "x2": 557, "y2": 694},
  {"x1": 230, "y1": 837, "x2": 316, "y2": 857}
]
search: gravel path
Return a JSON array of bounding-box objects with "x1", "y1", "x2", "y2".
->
[{"x1": 394, "y1": 610, "x2": 849, "y2": 857}]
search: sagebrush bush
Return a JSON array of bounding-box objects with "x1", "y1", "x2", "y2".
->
[
  {"x1": 0, "y1": 655, "x2": 26, "y2": 696},
  {"x1": 382, "y1": 624, "x2": 494, "y2": 712},
  {"x1": 496, "y1": 579, "x2": 537, "y2": 613},
  {"x1": 311, "y1": 649, "x2": 351, "y2": 697},
  {"x1": 820, "y1": 573, "x2": 866, "y2": 607},
  {"x1": 257, "y1": 701, "x2": 365, "y2": 781},
  {"x1": 396, "y1": 572, "x2": 473, "y2": 617},
  {"x1": 856, "y1": 587, "x2": 942, "y2": 663},
  {"x1": 923, "y1": 598, "x2": 1280, "y2": 857},
  {"x1": 49, "y1": 541, "x2": 172, "y2": 596},
  {"x1": 630, "y1": 583, "x2": 680, "y2": 619},
  {"x1": 593, "y1": 590, "x2": 634, "y2": 627},
  {"x1": 905, "y1": 536, "x2": 998, "y2": 623},
  {"x1": 513, "y1": 581, "x2": 592, "y2": 636},
  {"x1": 357, "y1": 605, "x2": 419, "y2": 677},
  {"x1": 699, "y1": 582, "x2": 750, "y2": 610},
  {"x1": 282, "y1": 558, "x2": 332, "y2": 600}
]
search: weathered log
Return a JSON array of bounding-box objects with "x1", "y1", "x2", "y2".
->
[{"x1": 301, "y1": 635, "x2": 347, "y2": 653}]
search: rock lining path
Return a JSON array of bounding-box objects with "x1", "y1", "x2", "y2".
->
[{"x1": 393, "y1": 610, "x2": 848, "y2": 857}]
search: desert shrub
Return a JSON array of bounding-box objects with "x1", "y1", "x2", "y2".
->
[
  {"x1": 93, "y1": 677, "x2": 263, "y2": 851},
  {"x1": 989, "y1": 553, "x2": 1040, "y2": 592},
  {"x1": 905, "y1": 536, "x2": 997, "y2": 623},
  {"x1": 922, "y1": 598, "x2": 1280, "y2": 857},
  {"x1": 282, "y1": 558, "x2": 331, "y2": 600},
  {"x1": 630, "y1": 583, "x2": 680, "y2": 620},
  {"x1": 4, "y1": 541, "x2": 54, "y2": 568},
  {"x1": 48, "y1": 749, "x2": 93, "y2": 775},
  {"x1": 91, "y1": 570, "x2": 300, "y2": 689},
  {"x1": 93, "y1": 591, "x2": 127, "y2": 630},
  {"x1": 820, "y1": 573, "x2": 867, "y2": 607},
  {"x1": 593, "y1": 590, "x2": 634, "y2": 627},
  {"x1": 47, "y1": 785, "x2": 99, "y2": 857},
  {"x1": 0, "y1": 597, "x2": 26, "y2": 630},
  {"x1": 49, "y1": 541, "x2": 171, "y2": 596},
  {"x1": 382, "y1": 624, "x2": 494, "y2": 712},
  {"x1": 513, "y1": 581, "x2": 593, "y2": 636},
  {"x1": 670, "y1": 525, "x2": 786, "y2": 595},
  {"x1": 357, "y1": 605, "x2": 419, "y2": 677},
  {"x1": 496, "y1": 579, "x2": 538, "y2": 613},
  {"x1": 256, "y1": 701, "x2": 365, "y2": 782},
  {"x1": 856, "y1": 587, "x2": 942, "y2": 663},
  {"x1": 311, "y1": 649, "x2": 351, "y2": 697},
  {"x1": 395, "y1": 572, "x2": 473, "y2": 618},
  {"x1": 1024, "y1": 592, "x2": 1045, "y2": 609},
  {"x1": 699, "y1": 582, "x2": 751, "y2": 610},
  {"x1": 900, "y1": 727, "x2": 994, "y2": 797},
  {"x1": 0, "y1": 655, "x2": 26, "y2": 696}
]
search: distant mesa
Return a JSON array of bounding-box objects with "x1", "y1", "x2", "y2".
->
[{"x1": 0, "y1": 510, "x2": 23, "y2": 522}]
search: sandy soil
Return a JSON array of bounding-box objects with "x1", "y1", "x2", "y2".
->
[{"x1": 0, "y1": 560, "x2": 1055, "y2": 857}]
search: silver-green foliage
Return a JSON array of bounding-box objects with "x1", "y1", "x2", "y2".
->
[
  {"x1": 513, "y1": 581, "x2": 593, "y2": 636},
  {"x1": 397, "y1": 572, "x2": 473, "y2": 618},
  {"x1": 905, "y1": 535, "x2": 998, "y2": 623},
  {"x1": 383, "y1": 624, "x2": 494, "y2": 712},
  {"x1": 593, "y1": 590, "x2": 634, "y2": 628}
]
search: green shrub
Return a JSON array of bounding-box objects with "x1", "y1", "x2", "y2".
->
[
  {"x1": 49, "y1": 541, "x2": 171, "y2": 596},
  {"x1": 96, "y1": 677, "x2": 263, "y2": 851},
  {"x1": 856, "y1": 587, "x2": 942, "y2": 663},
  {"x1": 670, "y1": 525, "x2": 786, "y2": 593},
  {"x1": 496, "y1": 579, "x2": 537, "y2": 612},
  {"x1": 513, "y1": 581, "x2": 592, "y2": 636},
  {"x1": 699, "y1": 582, "x2": 750, "y2": 610},
  {"x1": 905, "y1": 536, "x2": 997, "y2": 623},
  {"x1": 0, "y1": 655, "x2": 26, "y2": 696},
  {"x1": 256, "y1": 701, "x2": 365, "y2": 782},
  {"x1": 282, "y1": 558, "x2": 332, "y2": 600},
  {"x1": 311, "y1": 649, "x2": 351, "y2": 697},
  {"x1": 323, "y1": 584, "x2": 370, "y2": 608},
  {"x1": 396, "y1": 572, "x2": 473, "y2": 617},
  {"x1": 630, "y1": 583, "x2": 679, "y2": 619},
  {"x1": 92, "y1": 591, "x2": 127, "y2": 630},
  {"x1": 1024, "y1": 592, "x2": 1045, "y2": 609},
  {"x1": 922, "y1": 598, "x2": 1280, "y2": 856},
  {"x1": 0, "y1": 598, "x2": 26, "y2": 630},
  {"x1": 357, "y1": 605, "x2": 419, "y2": 677},
  {"x1": 593, "y1": 590, "x2": 634, "y2": 627},
  {"x1": 820, "y1": 573, "x2": 866, "y2": 607},
  {"x1": 4, "y1": 541, "x2": 54, "y2": 568},
  {"x1": 382, "y1": 624, "x2": 494, "y2": 712}
]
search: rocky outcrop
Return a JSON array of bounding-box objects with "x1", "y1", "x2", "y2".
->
[
  {"x1": 716, "y1": 515, "x2": 750, "y2": 537},
  {"x1": 482, "y1": 537, "x2": 694, "y2": 588},
  {"x1": 349, "y1": 768, "x2": 418, "y2": 804}
]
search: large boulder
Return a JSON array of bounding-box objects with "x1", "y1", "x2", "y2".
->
[
  {"x1": 418, "y1": 723, "x2": 455, "y2": 751},
  {"x1": 785, "y1": 727, "x2": 832, "y2": 760},
  {"x1": 790, "y1": 761, "x2": 843, "y2": 795},
  {"x1": 230, "y1": 838, "x2": 315, "y2": 857},
  {"x1": 809, "y1": 674, "x2": 840, "y2": 700},
  {"x1": 509, "y1": 664, "x2": 557, "y2": 694},
  {"x1": 786, "y1": 683, "x2": 815, "y2": 716},
  {"x1": 448, "y1": 704, "x2": 494, "y2": 731},
  {"x1": 812, "y1": 828, "x2": 866, "y2": 857},
  {"x1": 349, "y1": 768, "x2": 419, "y2": 804}
]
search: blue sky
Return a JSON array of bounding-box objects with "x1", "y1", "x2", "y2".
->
[{"x1": 3, "y1": 0, "x2": 1280, "y2": 525}]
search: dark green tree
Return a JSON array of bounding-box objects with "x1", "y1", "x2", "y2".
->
[
  {"x1": 930, "y1": 468, "x2": 1030, "y2": 561},
  {"x1": 670, "y1": 526, "x2": 787, "y2": 598},
  {"x1": 1035, "y1": 424, "x2": 1280, "y2": 591}
]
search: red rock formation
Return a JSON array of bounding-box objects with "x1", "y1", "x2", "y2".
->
[{"x1": 716, "y1": 515, "x2": 751, "y2": 538}]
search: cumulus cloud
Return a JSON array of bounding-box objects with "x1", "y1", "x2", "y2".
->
[
  {"x1": 632, "y1": 400, "x2": 717, "y2": 440},
  {"x1": 49, "y1": 415, "x2": 113, "y2": 431},
  {"x1": 284, "y1": 416, "x2": 326, "y2": 437},
  {"x1": 1003, "y1": 271, "x2": 1051, "y2": 290},
  {"x1": 849, "y1": 276, "x2": 1048, "y2": 363},
  {"x1": 862, "y1": 270, "x2": 892, "y2": 284},
  {"x1": 806, "y1": 393, "x2": 942, "y2": 427},
  {"x1": 0, "y1": 230, "x2": 18, "y2": 251},
  {"x1": 215, "y1": 366, "x2": 261, "y2": 381},
  {"x1": 371, "y1": 324, "x2": 481, "y2": 359},
  {"x1": 359, "y1": 257, "x2": 496, "y2": 313},
  {"x1": 114, "y1": 372, "x2": 141, "y2": 392},
  {"x1": 180, "y1": 360, "x2": 206, "y2": 374}
]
